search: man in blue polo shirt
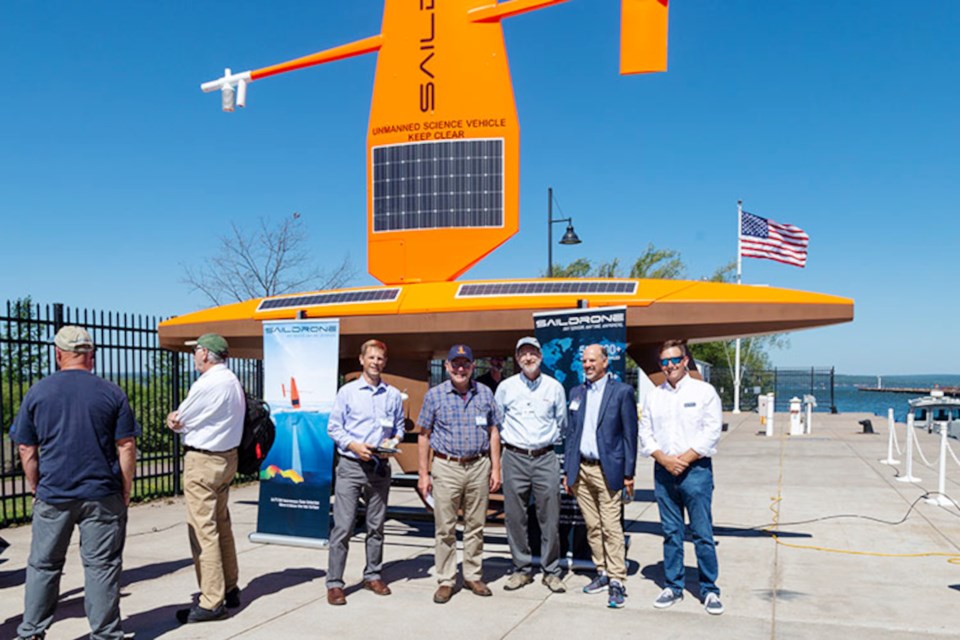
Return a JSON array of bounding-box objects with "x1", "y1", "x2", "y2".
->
[
  {"x1": 325, "y1": 339, "x2": 406, "y2": 606},
  {"x1": 13, "y1": 326, "x2": 139, "y2": 640},
  {"x1": 418, "y1": 344, "x2": 502, "y2": 604}
]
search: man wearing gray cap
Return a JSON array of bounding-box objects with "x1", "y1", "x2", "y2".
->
[
  {"x1": 495, "y1": 337, "x2": 568, "y2": 593},
  {"x1": 13, "y1": 326, "x2": 139, "y2": 640},
  {"x1": 166, "y1": 333, "x2": 245, "y2": 624}
]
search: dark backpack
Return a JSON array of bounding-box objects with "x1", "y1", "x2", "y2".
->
[{"x1": 238, "y1": 393, "x2": 276, "y2": 475}]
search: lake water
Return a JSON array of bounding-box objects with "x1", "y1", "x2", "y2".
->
[{"x1": 814, "y1": 374, "x2": 960, "y2": 421}]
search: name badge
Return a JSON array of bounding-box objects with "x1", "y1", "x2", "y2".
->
[
  {"x1": 379, "y1": 417, "x2": 394, "y2": 428},
  {"x1": 475, "y1": 415, "x2": 488, "y2": 427},
  {"x1": 683, "y1": 402, "x2": 697, "y2": 408},
  {"x1": 569, "y1": 399, "x2": 581, "y2": 412}
]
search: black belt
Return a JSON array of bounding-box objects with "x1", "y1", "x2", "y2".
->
[
  {"x1": 580, "y1": 458, "x2": 601, "y2": 466},
  {"x1": 184, "y1": 445, "x2": 235, "y2": 455},
  {"x1": 503, "y1": 442, "x2": 553, "y2": 457},
  {"x1": 433, "y1": 451, "x2": 488, "y2": 464}
]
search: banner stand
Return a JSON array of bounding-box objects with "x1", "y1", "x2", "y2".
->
[
  {"x1": 248, "y1": 532, "x2": 329, "y2": 549},
  {"x1": 251, "y1": 319, "x2": 340, "y2": 547}
]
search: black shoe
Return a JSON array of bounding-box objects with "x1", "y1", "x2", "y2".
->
[
  {"x1": 225, "y1": 587, "x2": 241, "y2": 609},
  {"x1": 176, "y1": 604, "x2": 229, "y2": 624}
]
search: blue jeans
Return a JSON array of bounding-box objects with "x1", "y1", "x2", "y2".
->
[
  {"x1": 18, "y1": 494, "x2": 127, "y2": 640},
  {"x1": 654, "y1": 458, "x2": 719, "y2": 597}
]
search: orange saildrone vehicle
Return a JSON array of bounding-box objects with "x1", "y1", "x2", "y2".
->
[{"x1": 160, "y1": 0, "x2": 852, "y2": 434}]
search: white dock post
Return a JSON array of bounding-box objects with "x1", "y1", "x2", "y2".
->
[
  {"x1": 880, "y1": 408, "x2": 900, "y2": 465},
  {"x1": 765, "y1": 393, "x2": 775, "y2": 437},
  {"x1": 896, "y1": 413, "x2": 920, "y2": 483},
  {"x1": 925, "y1": 421, "x2": 952, "y2": 506}
]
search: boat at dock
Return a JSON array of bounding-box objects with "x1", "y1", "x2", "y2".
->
[{"x1": 908, "y1": 390, "x2": 960, "y2": 437}]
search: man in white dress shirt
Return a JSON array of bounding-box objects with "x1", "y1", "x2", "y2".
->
[
  {"x1": 638, "y1": 339, "x2": 724, "y2": 615},
  {"x1": 166, "y1": 333, "x2": 245, "y2": 624}
]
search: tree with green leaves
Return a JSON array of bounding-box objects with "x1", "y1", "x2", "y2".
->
[{"x1": 550, "y1": 246, "x2": 786, "y2": 408}]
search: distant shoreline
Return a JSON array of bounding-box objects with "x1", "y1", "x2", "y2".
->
[{"x1": 857, "y1": 386, "x2": 960, "y2": 396}]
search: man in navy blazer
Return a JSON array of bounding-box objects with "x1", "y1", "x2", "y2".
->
[{"x1": 563, "y1": 344, "x2": 638, "y2": 609}]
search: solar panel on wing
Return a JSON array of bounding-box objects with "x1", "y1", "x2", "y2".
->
[
  {"x1": 257, "y1": 288, "x2": 402, "y2": 312},
  {"x1": 372, "y1": 139, "x2": 504, "y2": 232},
  {"x1": 456, "y1": 281, "x2": 637, "y2": 298}
]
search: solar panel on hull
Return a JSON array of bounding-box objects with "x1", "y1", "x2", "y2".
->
[
  {"x1": 456, "y1": 281, "x2": 637, "y2": 297},
  {"x1": 372, "y1": 139, "x2": 504, "y2": 232},
  {"x1": 257, "y1": 288, "x2": 401, "y2": 312}
]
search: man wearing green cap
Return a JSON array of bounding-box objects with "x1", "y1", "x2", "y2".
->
[
  {"x1": 166, "y1": 333, "x2": 245, "y2": 624},
  {"x1": 13, "y1": 325, "x2": 140, "y2": 640}
]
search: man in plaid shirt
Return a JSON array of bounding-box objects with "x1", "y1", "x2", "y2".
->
[{"x1": 418, "y1": 344, "x2": 502, "y2": 605}]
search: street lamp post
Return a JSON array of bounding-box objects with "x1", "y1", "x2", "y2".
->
[{"x1": 546, "y1": 187, "x2": 582, "y2": 277}]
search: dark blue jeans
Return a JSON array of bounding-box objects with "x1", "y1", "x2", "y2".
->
[{"x1": 653, "y1": 458, "x2": 719, "y2": 597}]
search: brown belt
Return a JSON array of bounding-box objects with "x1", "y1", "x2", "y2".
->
[
  {"x1": 580, "y1": 458, "x2": 601, "y2": 466},
  {"x1": 503, "y1": 442, "x2": 553, "y2": 457},
  {"x1": 433, "y1": 450, "x2": 488, "y2": 464}
]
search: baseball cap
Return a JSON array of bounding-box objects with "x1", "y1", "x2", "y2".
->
[
  {"x1": 54, "y1": 326, "x2": 94, "y2": 353},
  {"x1": 447, "y1": 344, "x2": 474, "y2": 362},
  {"x1": 515, "y1": 336, "x2": 541, "y2": 353},
  {"x1": 185, "y1": 333, "x2": 229, "y2": 357}
]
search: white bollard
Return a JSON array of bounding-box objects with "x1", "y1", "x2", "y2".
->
[
  {"x1": 925, "y1": 420, "x2": 952, "y2": 506},
  {"x1": 765, "y1": 393, "x2": 775, "y2": 437},
  {"x1": 896, "y1": 413, "x2": 921, "y2": 483},
  {"x1": 789, "y1": 397, "x2": 803, "y2": 435},
  {"x1": 804, "y1": 400, "x2": 814, "y2": 434},
  {"x1": 880, "y1": 408, "x2": 900, "y2": 465}
]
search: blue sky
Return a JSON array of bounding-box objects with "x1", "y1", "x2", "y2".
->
[{"x1": 1, "y1": 1, "x2": 957, "y2": 375}]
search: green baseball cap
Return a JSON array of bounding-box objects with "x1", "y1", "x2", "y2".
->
[{"x1": 185, "y1": 333, "x2": 229, "y2": 357}]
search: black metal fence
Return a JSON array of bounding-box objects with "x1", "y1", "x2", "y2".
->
[
  {"x1": 710, "y1": 366, "x2": 836, "y2": 413},
  {"x1": 1, "y1": 300, "x2": 262, "y2": 528}
]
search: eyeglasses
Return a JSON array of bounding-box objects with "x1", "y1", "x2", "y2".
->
[
  {"x1": 193, "y1": 345, "x2": 206, "y2": 353},
  {"x1": 449, "y1": 360, "x2": 474, "y2": 370},
  {"x1": 659, "y1": 356, "x2": 684, "y2": 367}
]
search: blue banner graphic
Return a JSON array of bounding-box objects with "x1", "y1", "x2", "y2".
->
[{"x1": 253, "y1": 319, "x2": 339, "y2": 545}]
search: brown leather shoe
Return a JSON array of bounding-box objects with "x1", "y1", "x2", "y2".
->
[
  {"x1": 327, "y1": 587, "x2": 347, "y2": 606},
  {"x1": 463, "y1": 580, "x2": 492, "y2": 597},
  {"x1": 433, "y1": 585, "x2": 454, "y2": 604},
  {"x1": 363, "y1": 579, "x2": 392, "y2": 596}
]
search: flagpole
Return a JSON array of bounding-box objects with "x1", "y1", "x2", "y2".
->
[{"x1": 733, "y1": 200, "x2": 743, "y2": 414}]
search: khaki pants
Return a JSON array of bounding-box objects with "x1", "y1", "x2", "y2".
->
[
  {"x1": 184, "y1": 449, "x2": 239, "y2": 609},
  {"x1": 431, "y1": 455, "x2": 490, "y2": 586},
  {"x1": 573, "y1": 462, "x2": 626, "y2": 582}
]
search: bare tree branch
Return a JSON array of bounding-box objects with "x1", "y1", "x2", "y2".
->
[{"x1": 180, "y1": 213, "x2": 357, "y2": 305}]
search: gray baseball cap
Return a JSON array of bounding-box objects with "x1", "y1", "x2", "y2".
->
[
  {"x1": 515, "y1": 336, "x2": 541, "y2": 353},
  {"x1": 54, "y1": 326, "x2": 94, "y2": 352}
]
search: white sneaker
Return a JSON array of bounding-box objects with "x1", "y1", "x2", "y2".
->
[
  {"x1": 653, "y1": 587, "x2": 683, "y2": 609},
  {"x1": 704, "y1": 592, "x2": 724, "y2": 615}
]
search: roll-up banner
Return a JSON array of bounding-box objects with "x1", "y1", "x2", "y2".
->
[
  {"x1": 533, "y1": 306, "x2": 628, "y2": 565},
  {"x1": 250, "y1": 319, "x2": 340, "y2": 548}
]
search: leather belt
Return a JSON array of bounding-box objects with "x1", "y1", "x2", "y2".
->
[
  {"x1": 503, "y1": 442, "x2": 553, "y2": 457},
  {"x1": 580, "y1": 458, "x2": 601, "y2": 466},
  {"x1": 433, "y1": 450, "x2": 488, "y2": 464},
  {"x1": 184, "y1": 445, "x2": 235, "y2": 455}
]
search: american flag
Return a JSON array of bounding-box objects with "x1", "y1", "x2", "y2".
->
[{"x1": 740, "y1": 211, "x2": 809, "y2": 268}]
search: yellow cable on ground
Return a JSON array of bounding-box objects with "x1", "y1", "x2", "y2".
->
[{"x1": 762, "y1": 432, "x2": 960, "y2": 566}]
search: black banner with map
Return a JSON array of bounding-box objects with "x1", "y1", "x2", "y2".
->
[{"x1": 532, "y1": 306, "x2": 627, "y2": 564}]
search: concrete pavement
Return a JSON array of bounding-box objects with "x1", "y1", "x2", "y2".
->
[{"x1": 1, "y1": 411, "x2": 959, "y2": 639}]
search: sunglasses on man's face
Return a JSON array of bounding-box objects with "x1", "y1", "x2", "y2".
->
[{"x1": 659, "y1": 356, "x2": 684, "y2": 367}]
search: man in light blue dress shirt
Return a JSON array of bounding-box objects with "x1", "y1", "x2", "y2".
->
[
  {"x1": 325, "y1": 339, "x2": 406, "y2": 606},
  {"x1": 495, "y1": 337, "x2": 568, "y2": 593}
]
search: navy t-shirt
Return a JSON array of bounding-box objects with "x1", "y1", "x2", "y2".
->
[{"x1": 12, "y1": 370, "x2": 141, "y2": 503}]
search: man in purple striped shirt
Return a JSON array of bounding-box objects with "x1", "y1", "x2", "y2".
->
[{"x1": 418, "y1": 344, "x2": 502, "y2": 604}]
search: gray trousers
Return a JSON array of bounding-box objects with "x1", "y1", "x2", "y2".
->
[
  {"x1": 19, "y1": 494, "x2": 127, "y2": 640},
  {"x1": 326, "y1": 456, "x2": 391, "y2": 588},
  {"x1": 501, "y1": 449, "x2": 562, "y2": 576}
]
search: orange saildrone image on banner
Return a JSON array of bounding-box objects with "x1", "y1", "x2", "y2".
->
[{"x1": 200, "y1": 0, "x2": 669, "y2": 285}]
